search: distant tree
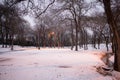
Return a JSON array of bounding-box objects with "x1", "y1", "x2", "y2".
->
[{"x1": 0, "y1": 0, "x2": 32, "y2": 50}]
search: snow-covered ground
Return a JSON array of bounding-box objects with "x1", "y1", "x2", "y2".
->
[{"x1": 0, "y1": 45, "x2": 115, "y2": 80}]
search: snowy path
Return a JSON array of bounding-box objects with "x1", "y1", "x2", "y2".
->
[{"x1": 0, "y1": 47, "x2": 113, "y2": 80}]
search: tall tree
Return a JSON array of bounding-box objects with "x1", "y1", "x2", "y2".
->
[{"x1": 102, "y1": 0, "x2": 120, "y2": 71}]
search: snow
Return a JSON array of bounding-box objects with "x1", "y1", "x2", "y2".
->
[
  {"x1": 0, "y1": 45, "x2": 115, "y2": 80},
  {"x1": 112, "y1": 71, "x2": 120, "y2": 80},
  {"x1": 109, "y1": 56, "x2": 114, "y2": 63}
]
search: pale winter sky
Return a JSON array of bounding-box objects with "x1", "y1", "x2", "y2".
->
[
  {"x1": 23, "y1": 15, "x2": 36, "y2": 28},
  {"x1": 23, "y1": 0, "x2": 104, "y2": 27}
]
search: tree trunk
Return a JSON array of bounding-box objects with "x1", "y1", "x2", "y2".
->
[
  {"x1": 0, "y1": 23, "x2": 4, "y2": 48},
  {"x1": 1, "y1": 31, "x2": 4, "y2": 48},
  {"x1": 93, "y1": 34, "x2": 97, "y2": 49},
  {"x1": 74, "y1": 19, "x2": 78, "y2": 51},
  {"x1": 11, "y1": 35, "x2": 14, "y2": 50},
  {"x1": 71, "y1": 22, "x2": 74, "y2": 50},
  {"x1": 5, "y1": 32, "x2": 8, "y2": 48},
  {"x1": 38, "y1": 34, "x2": 40, "y2": 50},
  {"x1": 105, "y1": 37, "x2": 109, "y2": 51},
  {"x1": 103, "y1": 0, "x2": 120, "y2": 71}
]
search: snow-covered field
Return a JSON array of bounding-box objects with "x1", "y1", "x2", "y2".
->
[{"x1": 0, "y1": 45, "x2": 114, "y2": 80}]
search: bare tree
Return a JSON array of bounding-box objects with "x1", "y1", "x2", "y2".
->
[{"x1": 101, "y1": 0, "x2": 120, "y2": 71}]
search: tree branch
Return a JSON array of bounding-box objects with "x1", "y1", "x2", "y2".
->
[{"x1": 35, "y1": 0, "x2": 55, "y2": 18}]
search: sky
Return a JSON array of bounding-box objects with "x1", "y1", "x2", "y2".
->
[
  {"x1": 23, "y1": 15, "x2": 36, "y2": 27},
  {"x1": 23, "y1": 0, "x2": 104, "y2": 27}
]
